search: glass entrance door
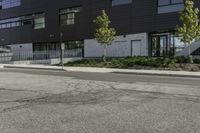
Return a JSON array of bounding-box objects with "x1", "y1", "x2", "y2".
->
[
  {"x1": 160, "y1": 36, "x2": 168, "y2": 57},
  {"x1": 151, "y1": 35, "x2": 168, "y2": 57},
  {"x1": 151, "y1": 36, "x2": 159, "y2": 57}
]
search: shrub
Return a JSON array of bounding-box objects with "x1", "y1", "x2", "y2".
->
[
  {"x1": 160, "y1": 58, "x2": 177, "y2": 67},
  {"x1": 65, "y1": 56, "x2": 197, "y2": 69},
  {"x1": 175, "y1": 56, "x2": 189, "y2": 63},
  {"x1": 111, "y1": 59, "x2": 123, "y2": 68},
  {"x1": 193, "y1": 58, "x2": 200, "y2": 64}
]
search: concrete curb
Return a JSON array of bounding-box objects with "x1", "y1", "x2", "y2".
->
[
  {"x1": 63, "y1": 67, "x2": 200, "y2": 78},
  {"x1": 2, "y1": 64, "x2": 64, "y2": 71},
  {"x1": 63, "y1": 67, "x2": 113, "y2": 73},
  {"x1": 1, "y1": 64, "x2": 200, "y2": 78},
  {"x1": 112, "y1": 71, "x2": 200, "y2": 78}
]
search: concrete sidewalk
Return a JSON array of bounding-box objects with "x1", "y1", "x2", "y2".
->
[{"x1": 1, "y1": 64, "x2": 200, "y2": 78}]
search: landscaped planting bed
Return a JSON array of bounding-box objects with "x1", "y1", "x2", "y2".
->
[{"x1": 65, "y1": 56, "x2": 200, "y2": 71}]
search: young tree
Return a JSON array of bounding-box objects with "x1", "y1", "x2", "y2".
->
[
  {"x1": 93, "y1": 10, "x2": 116, "y2": 62},
  {"x1": 176, "y1": 0, "x2": 200, "y2": 63}
]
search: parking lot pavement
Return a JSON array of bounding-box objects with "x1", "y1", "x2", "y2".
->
[{"x1": 0, "y1": 69, "x2": 200, "y2": 133}]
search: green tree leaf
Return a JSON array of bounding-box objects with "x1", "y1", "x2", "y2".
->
[{"x1": 93, "y1": 10, "x2": 116, "y2": 61}]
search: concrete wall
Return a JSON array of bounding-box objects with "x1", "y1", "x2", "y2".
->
[
  {"x1": 8, "y1": 43, "x2": 33, "y2": 60},
  {"x1": 11, "y1": 57, "x2": 82, "y2": 65},
  {"x1": 8, "y1": 43, "x2": 33, "y2": 53},
  {"x1": 84, "y1": 33, "x2": 148, "y2": 58},
  {"x1": 50, "y1": 57, "x2": 83, "y2": 65}
]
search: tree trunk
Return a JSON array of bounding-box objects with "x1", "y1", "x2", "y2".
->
[
  {"x1": 188, "y1": 43, "x2": 193, "y2": 64},
  {"x1": 103, "y1": 44, "x2": 107, "y2": 62}
]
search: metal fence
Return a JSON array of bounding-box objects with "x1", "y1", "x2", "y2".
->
[
  {"x1": 0, "y1": 53, "x2": 13, "y2": 63},
  {"x1": 0, "y1": 49, "x2": 83, "y2": 64}
]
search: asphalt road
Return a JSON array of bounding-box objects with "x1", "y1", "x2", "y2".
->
[
  {"x1": 1, "y1": 68, "x2": 200, "y2": 85},
  {"x1": 0, "y1": 68, "x2": 200, "y2": 133}
]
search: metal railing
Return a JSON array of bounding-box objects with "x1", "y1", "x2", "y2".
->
[{"x1": 0, "y1": 49, "x2": 83, "y2": 64}]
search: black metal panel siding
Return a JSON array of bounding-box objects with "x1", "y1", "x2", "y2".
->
[{"x1": 0, "y1": 0, "x2": 199, "y2": 45}]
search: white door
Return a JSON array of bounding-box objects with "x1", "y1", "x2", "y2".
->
[{"x1": 131, "y1": 40, "x2": 142, "y2": 56}]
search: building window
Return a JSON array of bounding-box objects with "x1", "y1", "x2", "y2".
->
[
  {"x1": 34, "y1": 13, "x2": 45, "y2": 29},
  {"x1": 0, "y1": 0, "x2": 21, "y2": 9},
  {"x1": 150, "y1": 33, "x2": 186, "y2": 57},
  {"x1": 59, "y1": 6, "x2": 82, "y2": 26},
  {"x1": 158, "y1": 0, "x2": 184, "y2": 14},
  {"x1": 33, "y1": 43, "x2": 60, "y2": 52},
  {"x1": 173, "y1": 36, "x2": 185, "y2": 53},
  {"x1": 111, "y1": 0, "x2": 132, "y2": 6},
  {"x1": 21, "y1": 16, "x2": 32, "y2": 26},
  {"x1": 65, "y1": 41, "x2": 84, "y2": 50},
  {"x1": 0, "y1": 13, "x2": 45, "y2": 29},
  {"x1": 33, "y1": 41, "x2": 84, "y2": 59}
]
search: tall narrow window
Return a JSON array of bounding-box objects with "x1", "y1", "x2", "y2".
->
[
  {"x1": 34, "y1": 13, "x2": 45, "y2": 29},
  {"x1": 59, "y1": 6, "x2": 82, "y2": 26}
]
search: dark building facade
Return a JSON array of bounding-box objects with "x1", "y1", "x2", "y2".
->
[{"x1": 0, "y1": 0, "x2": 199, "y2": 58}]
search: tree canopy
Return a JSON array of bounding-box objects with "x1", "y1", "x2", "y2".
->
[
  {"x1": 176, "y1": 0, "x2": 200, "y2": 45},
  {"x1": 94, "y1": 10, "x2": 116, "y2": 45}
]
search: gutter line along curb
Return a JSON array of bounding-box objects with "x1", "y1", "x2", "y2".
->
[{"x1": 1, "y1": 65, "x2": 200, "y2": 78}]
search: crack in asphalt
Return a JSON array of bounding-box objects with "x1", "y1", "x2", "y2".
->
[
  {"x1": 0, "y1": 74, "x2": 200, "y2": 114},
  {"x1": 0, "y1": 87, "x2": 44, "y2": 94},
  {"x1": 0, "y1": 88, "x2": 5, "y2": 90},
  {"x1": 1, "y1": 86, "x2": 200, "y2": 114}
]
